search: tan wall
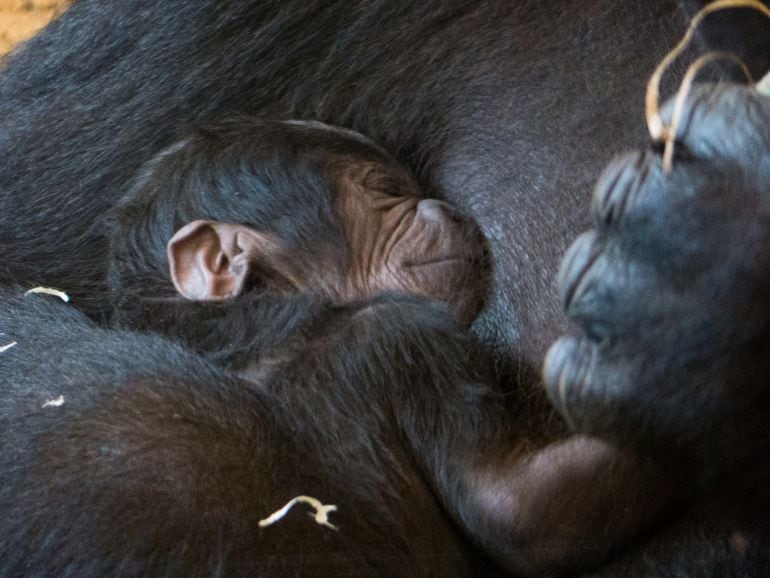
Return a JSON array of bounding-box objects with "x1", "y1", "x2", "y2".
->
[{"x1": 0, "y1": 1, "x2": 69, "y2": 55}]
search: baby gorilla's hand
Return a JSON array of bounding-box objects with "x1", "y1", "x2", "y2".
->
[{"x1": 543, "y1": 84, "x2": 770, "y2": 479}]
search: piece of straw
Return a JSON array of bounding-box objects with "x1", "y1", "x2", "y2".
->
[
  {"x1": 259, "y1": 495, "x2": 338, "y2": 530},
  {"x1": 25, "y1": 286, "x2": 70, "y2": 303},
  {"x1": 0, "y1": 341, "x2": 17, "y2": 353},
  {"x1": 647, "y1": 0, "x2": 770, "y2": 139},
  {"x1": 42, "y1": 395, "x2": 65, "y2": 408},
  {"x1": 662, "y1": 51, "x2": 752, "y2": 172},
  {"x1": 646, "y1": 0, "x2": 770, "y2": 172}
]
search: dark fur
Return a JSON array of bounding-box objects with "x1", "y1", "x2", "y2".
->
[
  {"x1": 1, "y1": 117, "x2": 507, "y2": 574},
  {"x1": 0, "y1": 289, "x2": 505, "y2": 576},
  {"x1": 0, "y1": 118, "x2": 681, "y2": 576},
  {"x1": 1, "y1": 0, "x2": 770, "y2": 575},
  {"x1": 6, "y1": 0, "x2": 765, "y2": 370}
]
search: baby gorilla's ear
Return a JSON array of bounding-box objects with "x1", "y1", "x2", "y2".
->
[{"x1": 167, "y1": 220, "x2": 268, "y2": 301}]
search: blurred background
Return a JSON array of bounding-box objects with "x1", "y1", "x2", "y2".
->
[{"x1": 0, "y1": 0, "x2": 68, "y2": 54}]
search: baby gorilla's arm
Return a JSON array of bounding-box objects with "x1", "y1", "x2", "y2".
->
[{"x1": 457, "y1": 436, "x2": 675, "y2": 575}]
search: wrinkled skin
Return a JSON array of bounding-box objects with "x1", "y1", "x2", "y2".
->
[
  {"x1": 336, "y1": 171, "x2": 485, "y2": 321},
  {"x1": 112, "y1": 119, "x2": 489, "y2": 327},
  {"x1": 164, "y1": 137, "x2": 487, "y2": 322},
  {"x1": 162, "y1": 120, "x2": 485, "y2": 320},
  {"x1": 544, "y1": 85, "x2": 770, "y2": 570}
]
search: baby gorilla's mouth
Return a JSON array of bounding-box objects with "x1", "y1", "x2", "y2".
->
[{"x1": 395, "y1": 245, "x2": 487, "y2": 325}]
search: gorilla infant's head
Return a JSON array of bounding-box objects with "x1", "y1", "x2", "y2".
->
[{"x1": 108, "y1": 118, "x2": 488, "y2": 337}]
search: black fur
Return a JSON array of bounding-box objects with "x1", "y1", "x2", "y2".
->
[
  {"x1": 5, "y1": 0, "x2": 760, "y2": 371},
  {"x1": 1, "y1": 1, "x2": 770, "y2": 575},
  {"x1": 0, "y1": 289, "x2": 503, "y2": 576},
  {"x1": 0, "y1": 116, "x2": 681, "y2": 576}
]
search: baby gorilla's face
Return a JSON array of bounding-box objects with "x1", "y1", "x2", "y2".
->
[
  {"x1": 335, "y1": 164, "x2": 487, "y2": 323},
  {"x1": 166, "y1": 121, "x2": 488, "y2": 323}
]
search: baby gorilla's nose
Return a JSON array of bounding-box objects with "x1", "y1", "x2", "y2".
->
[{"x1": 416, "y1": 199, "x2": 463, "y2": 225}]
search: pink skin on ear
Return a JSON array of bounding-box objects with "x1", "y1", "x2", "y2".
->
[{"x1": 167, "y1": 220, "x2": 256, "y2": 301}]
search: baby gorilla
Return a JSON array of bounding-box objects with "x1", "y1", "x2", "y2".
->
[
  {"x1": 109, "y1": 119, "x2": 487, "y2": 334},
  {"x1": 0, "y1": 120, "x2": 669, "y2": 576}
]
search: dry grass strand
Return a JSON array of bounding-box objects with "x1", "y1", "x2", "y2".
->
[
  {"x1": 41, "y1": 395, "x2": 65, "y2": 408},
  {"x1": 0, "y1": 341, "x2": 17, "y2": 353},
  {"x1": 646, "y1": 0, "x2": 770, "y2": 173},
  {"x1": 25, "y1": 286, "x2": 70, "y2": 302},
  {"x1": 259, "y1": 495, "x2": 339, "y2": 530},
  {"x1": 662, "y1": 51, "x2": 753, "y2": 173}
]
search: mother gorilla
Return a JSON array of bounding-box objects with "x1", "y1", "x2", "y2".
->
[{"x1": 0, "y1": 0, "x2": 768, "y2": 574}]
